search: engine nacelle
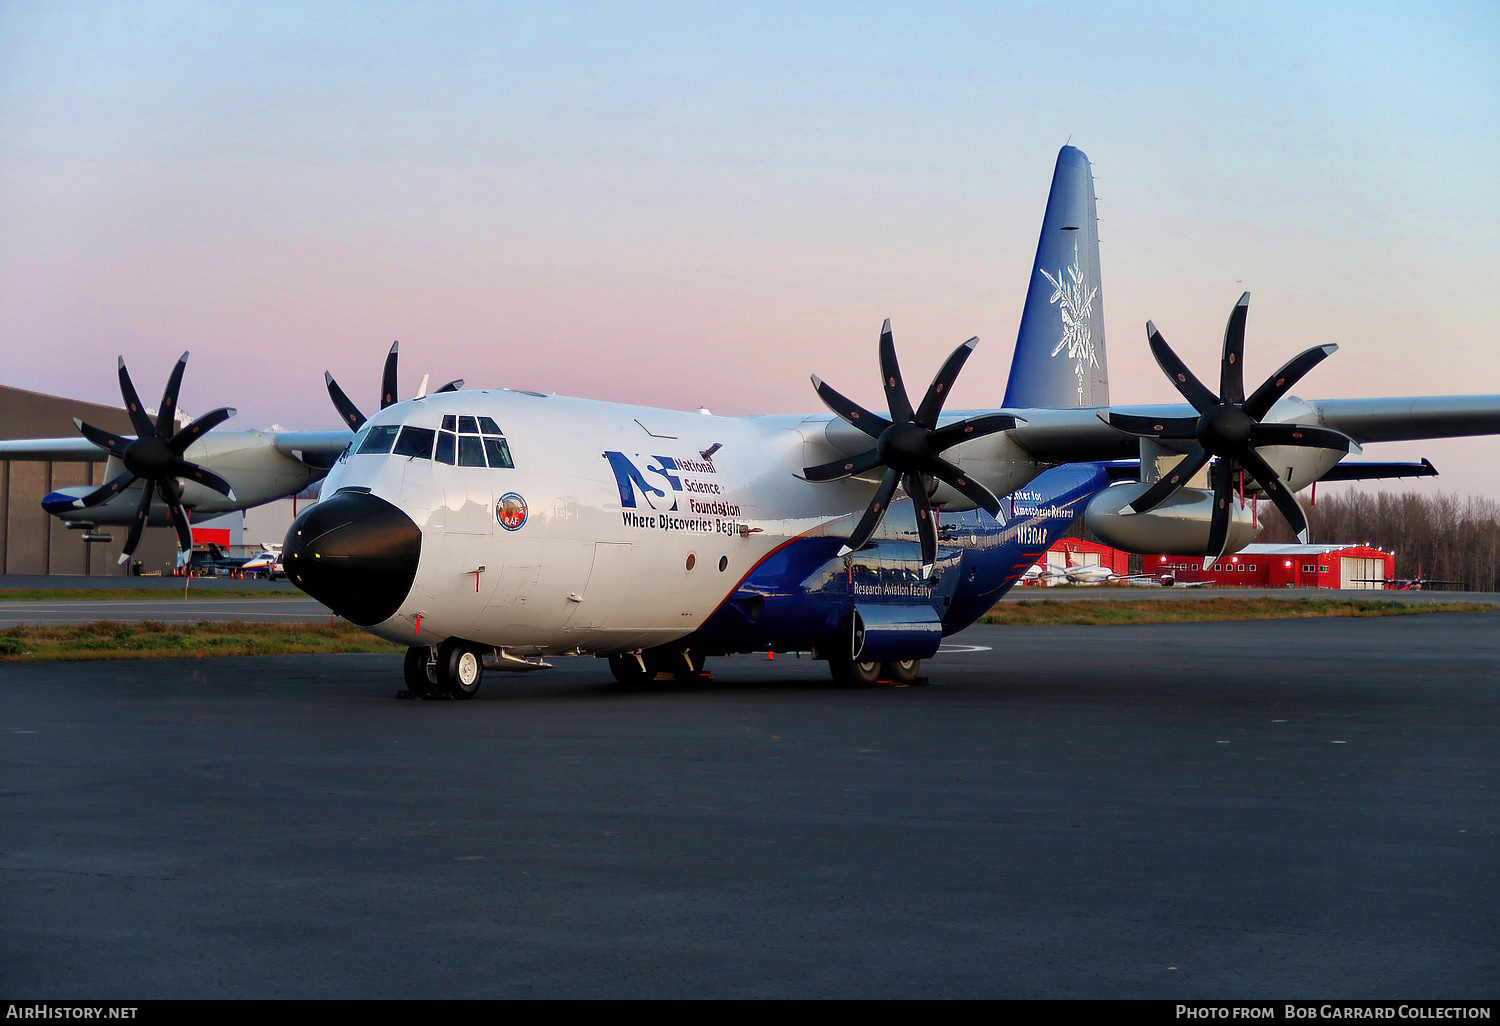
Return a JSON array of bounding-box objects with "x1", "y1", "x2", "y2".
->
[{"x1": 1084, "y1": 481, "x2": 1261, "y2": 555}]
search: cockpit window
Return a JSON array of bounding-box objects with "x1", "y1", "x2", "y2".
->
[
  {"x1": 357, "y1": 425, "x2": 400, "y2": 455},
  {"x1": 369, "y1": 415, "x2": 512, "y2": 467},
  {"x1": 483, "y1": 436, "x2": 514, "y2": 469},
  {"x1": 394, "y1": 426, "x2": 436, "y2": 459},
  {"x1": 457, "y1": 435, "x2": 486, "y2": 467}
]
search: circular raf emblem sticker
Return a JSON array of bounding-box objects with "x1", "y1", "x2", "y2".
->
[{"x1": 497, "y1": 492, "x2": 528, "y2": 531}]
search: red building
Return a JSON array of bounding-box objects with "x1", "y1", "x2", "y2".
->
[
  {"x1": 1148, "y1": 543, "x2": 1395, "y2": 589},
  {"x1": 1047, "y1": 538, "x2": 1132, "y2": 576}
]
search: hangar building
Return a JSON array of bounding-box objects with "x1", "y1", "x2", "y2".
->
[{"x1": 1149, "y1": 543, "x2": 1396, "y2": 589}]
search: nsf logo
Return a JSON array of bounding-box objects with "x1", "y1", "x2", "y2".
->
[{"x1": 496, "y1": 492, "x2": 528, "y2": 531}]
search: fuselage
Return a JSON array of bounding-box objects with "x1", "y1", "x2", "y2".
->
[{"x1": 284, "y1": 388, "x2": 1112, "y2": 661}]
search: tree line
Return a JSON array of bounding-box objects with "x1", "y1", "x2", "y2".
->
[{"x1": 1255, "y1": 489, "x2": 1500, "y2": 591}]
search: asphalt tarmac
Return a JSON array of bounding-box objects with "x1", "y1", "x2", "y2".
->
[
  {"x1": 2, "y1": 573, "x2": 1494, "y2": 629},
  {"x1": 2, "y1": 614, "x2": 1496, "y2": 998}
]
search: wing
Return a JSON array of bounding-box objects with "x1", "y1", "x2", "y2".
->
[{"x1": 0, "y1": 437, "x2": 110, "y2": 462}]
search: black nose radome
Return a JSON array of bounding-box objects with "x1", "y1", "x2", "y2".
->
[{"x1": 283, "y1": 490, "x2": 421, "y2": 627}]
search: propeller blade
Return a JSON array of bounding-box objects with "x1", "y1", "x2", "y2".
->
[
  {"x1": 841, "y1": 467, "x2": 901, "y2": 554},
  {"x1": 877, "y1": 320, "x2": 914, "y2": 425},
  {"x1": 325, "y1": 372, "x2": 367, "y2": 430},
  {"x1": 161, "y1": 486, "x2": 194, "y2": 552},
  {"x1": 380, "y1": 341, "x2": 400, "y2": 409},
  {"x1": 166, "y1": 457, "x2": 235, "y2": 500},
  {"x1": 928, "y1": 413, "x2": 1020, "y2": 453},
  {"x1": 914, "y1": 337, "x2": 978, "y2": 428},
  {"x1": 1202, "y1": 460, "x2": 1236, "y2": 569},
  {"x1": 73, "y1": 418, "x2": 131, "y2": 455},
  {"x1": 1242, "y1": 344, "x2": 1339, "y2": 420},
  {"x1": 811, "y1": 376, "x2": 891, "y2": 440},
  {"x1": 904, "y1": 471, "x2": 938, "y2": 574},
  {"x1": 116, "y1": 358, "x2": 156, "y2": 439},
  {"x1": 117, "y1": 483, "x2": 155, "y2": 563},
  {"x1": 71, "y1": 470, "x2": 139, "y2": 510},
  {"x1": 1220, "y1": 293, "x2": 1249, "y2": 404},
  {"x1": 157, "y1": 352, "x2": 189, "y2": 439},
  {"x1": 1126, "y1": 446, "x2": 1211, "y2": 514},
  {"x1": 926, "y1": 455, "x2": 1003, "y2": 519},
  {"x1": 802, "y1": 448, "x2": 884, "y2": 483},
  {"x1": 1105, "y1": 412, "x2": 1199, "y2": 439},
  {"x1": 1248, "y1": 422, "x2": 1362, "y2": 455},
  {"x1": 1146, "y1": 323, "x2": 1218, "y2": 413},
  {"x1": 1236, "y1": 447, "x2": 1310, "y2": 543},
  {"x1": 168, "y1": 407, "x2": 236, "y2": 455},
  {"x1": 434, "y1": 379, "x2": 464, "y2": 394}
]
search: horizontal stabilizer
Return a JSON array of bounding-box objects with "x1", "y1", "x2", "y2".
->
[{"x1": 1317, "y1": 458, "x2": 1437, "y2": 482}]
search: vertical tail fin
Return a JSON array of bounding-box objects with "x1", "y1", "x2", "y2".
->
[{"x1": 1003, "y1": 145, "x2": 1108, "y2": 409}]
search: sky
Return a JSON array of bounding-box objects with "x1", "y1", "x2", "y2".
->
[{"x1": 2, "y1": 1, "x2": 1497, "y2": 498}]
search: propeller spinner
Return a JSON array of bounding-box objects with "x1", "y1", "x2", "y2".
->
[
  {"x1": 803, "y1": 320, "x2": 1020, "y2": 575},
  {"x1": 1105, "y1": 293, "x2": 1360, "y2": 565},
  {"x1": 325, "y1": 341, "x2": 463, "y2": 429},
  {"x1": 71, "y1": 353, "x2": 237, "y2": 562}
]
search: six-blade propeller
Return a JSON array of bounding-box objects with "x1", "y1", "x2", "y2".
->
[
  {"x1": 70, "y1": 353, "x2": 237, "y2": 562},
  {"x1": 803, "y1": 320, "x2": 1020, "y2": 575},
  {"x1": 1104, "y1": 292, "x2": 1359, "y2": 564}
]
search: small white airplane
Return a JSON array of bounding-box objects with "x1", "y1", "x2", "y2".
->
[
  {"x1": 239, "y1": 547, "x2": 285, "y2": 580},
  {"x1": 4, "y1": 146, "x2": 1498, "y2": 696}
]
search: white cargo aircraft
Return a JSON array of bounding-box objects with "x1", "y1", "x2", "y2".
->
[{"x1": 4, "y1": 146, "x2": 1498, "y2": 696}]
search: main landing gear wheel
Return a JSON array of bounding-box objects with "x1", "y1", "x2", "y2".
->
[
  {"x1": 403, "y1": 647, "x2": 438, "y2": 692},
  {"x1": 827, "y1": 656, "x2": 922, "y2": 686},
  {"x1": 438, "y1": 639, "x2": 484, "y2": 699},
  {"x1": 828, "y1": 655, "x2": 882, "y2": 687},
  {"x1": 883, "y1": 659, "x2": 921, "y2": 685},
  {"x1": 607, "y1": 652, "x2": 653, "y2": 687}
]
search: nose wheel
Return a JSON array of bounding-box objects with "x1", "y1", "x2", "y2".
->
[
  {"x1": 400, "y1": 641, "x2": 484, "y2": 699},
  {"x1": 439, "y1": 639, "x2": 484, "y2": 698}
]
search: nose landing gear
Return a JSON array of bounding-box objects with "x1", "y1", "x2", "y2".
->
[{"x1": 400, "y1": 640, "x2": 484, "y2": 700}]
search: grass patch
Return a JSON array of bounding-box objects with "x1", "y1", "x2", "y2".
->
[
  {"x1": 981, "y1": 597, "x2": 1498, "y2": 626},
  {"x1": 0, "y1": 620, "x2": 405, "y2": 661},
  {"x1": 0, "y1": 588, "x2": 298, "y2": 602}
]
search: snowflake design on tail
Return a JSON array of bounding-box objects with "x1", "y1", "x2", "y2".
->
[{"x1": 1039, "y1": 240, "x2": 1100, "y2": 402}]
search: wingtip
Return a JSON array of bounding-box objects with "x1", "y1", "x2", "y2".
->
[
  {"x1": 1236, "y1": 291, "x2": 1251, "y2": 306},
  {"x1": 117, "y1": 552, "x2": 131, "y2": 565}
]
